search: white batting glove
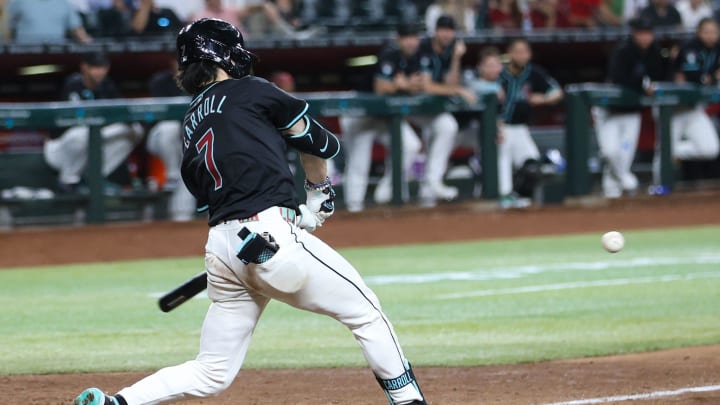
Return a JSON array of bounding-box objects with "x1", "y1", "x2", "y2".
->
[
  {"x1": 297, "y1": 204, "x2": 321, "y2": 232},
  {"x1": 304, "y1": 177, "x2": 336, "y2": 224}
]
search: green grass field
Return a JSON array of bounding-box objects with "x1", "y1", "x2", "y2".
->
[{"x1": 1, "y1": 226, "x2": 719, "y2": 375}]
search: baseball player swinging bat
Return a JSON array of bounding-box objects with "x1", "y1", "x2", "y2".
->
[{"x1": 75, "y1": 18, "x2": 426, "y2": 405}]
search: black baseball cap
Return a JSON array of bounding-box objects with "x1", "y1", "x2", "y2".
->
[
  {"x1": 82, "y1": 51, "x2": 110, "y2": 67},
  {"x1": 397, "y1": 23, "x2": 420, "y2": 37},
  {"x1": 629, "y1": 17, "x2": 654, "y2": 32},
  {"x1": 435, "y1": 15, "x2": 457, "y2": 30}
]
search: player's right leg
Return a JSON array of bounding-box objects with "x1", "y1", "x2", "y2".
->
[
  {"x1": 375, "y1": 121, "x2": 421, "y2": 205},
  {"x1": 410, "y1": 113, "x2": 459, "y2": 206},
  {"x1": 146, "y1": 121, "x2": 183, "y2": 186},
  {"x1": 100, "y1": 123, "x2": 144, "y2": 177},
  {"x1": 680, "y1": 107, "x2": 720, "y2": 160},
  {"x1": 43, "y1": 126, "x2": 90, "y2": 187},
  {"x1": 340, "y1": 116, "x2": 378, "y2": 212},
  {"x1": 618, "y1": 113, "x2": 641, "y2": 193}
]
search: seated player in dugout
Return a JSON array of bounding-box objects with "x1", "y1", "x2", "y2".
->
[
  {"x1": 340, "y1": 23, "x2": 423, "y2": 212},
  {"x1": 44, "y1": 51, "x2": 144, "y2": 193},
  {"x1": 497, "y1": 38, "x2": 563, "y2": 209},
  {"x1": 416, "y1": 14, "x2": 478, "y2": 207},
  {"x1": 666, "y1": 17, "x2": 720, "y2": 182},
  {"x1": 593, "y1": 17, "x2": 668, "y2": 198}
]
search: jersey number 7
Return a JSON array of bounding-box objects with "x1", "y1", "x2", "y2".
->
[{"x1": 196, "y1": 128, "x2": 223, "y2": 190}]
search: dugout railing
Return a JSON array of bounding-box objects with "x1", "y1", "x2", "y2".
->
[
  {"x1": 3, "y1": 85, "x2": 715, "y2": 225},
  {"x1": 0, "y1": 93, "x2": 497, "y2": 224},
  {"x1": 564, "y1": 83, "x2": 716, "y2": 196}
]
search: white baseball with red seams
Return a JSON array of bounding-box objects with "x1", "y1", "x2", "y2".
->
[{"x1": 602, "y1": 231, "x2": 625, "y2": 253}]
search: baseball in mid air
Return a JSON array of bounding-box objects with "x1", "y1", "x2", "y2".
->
[{"x1": 601, "y1": 231, "x2": 625, "y2": 253}]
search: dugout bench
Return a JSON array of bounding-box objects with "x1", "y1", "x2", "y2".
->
[
  {"x1": 0, "y1": 94, "x2": 499, "y2": 225},
  {"x1": 564, "y1": 83, "x2": 720, "y2": 196}
]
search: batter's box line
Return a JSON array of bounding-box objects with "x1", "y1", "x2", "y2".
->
[{"x1": 542, "y1": 384, "x2": 720, "y2": 405}]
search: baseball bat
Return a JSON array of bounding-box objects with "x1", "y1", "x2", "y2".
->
[
  {"x1": 158, "y1": 227, "x2": 279, "y2": 312},
  {"x1": 158, "y1": 271, "x2": 207, "y2": 313}
]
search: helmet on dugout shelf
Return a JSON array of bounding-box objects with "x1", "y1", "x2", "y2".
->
[{"x1": 176, "y1": 18, "x2": 256, "y2": 79}]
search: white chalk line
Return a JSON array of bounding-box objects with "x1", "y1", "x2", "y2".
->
[
  {"x1": 436, "y1": 271, "x2": 720, "y2": 300},
  {"x1": 363, "y1": 254, "x2": 720, "y2": 286},
  {"x1": 146, "y1": 255, "x2": 720, "y2": 300},
  {"x1": 542, "y1": 384, "x2": 720, "y2": 405}
]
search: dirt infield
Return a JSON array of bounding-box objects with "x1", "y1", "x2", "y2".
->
[
  {"x1": 2, "y1": 345, "x2": 719, "y2": 404},
  {"x1": 2, "y1": 191, "x2": 720, "y2": 404}
]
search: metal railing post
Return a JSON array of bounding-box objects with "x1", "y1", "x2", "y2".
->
[
  {"x1": 86, "y1": 125, "x2": 105, "y2": 223},
  {"x1": 389, "y1": 115, "x2": 404, "y2": 206},
  {"x1": 657, "y1": 105, "x2": 674, "y2": 190},
  {"x1": 480, "y1": 94, "x2": 499, "y2": 199},
  {"x1": 564, "y1": 90, "x2": 591, "y2": 196}
]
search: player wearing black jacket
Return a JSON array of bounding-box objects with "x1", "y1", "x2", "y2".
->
[
  {"x1": 43, "y1": 51, "x2": 143, "y2": 192},
  {"x1": 665, "y1": 17, "x2": 720, "y2": 182},
  {"x1": 593, "y1": 18, "x2": 668, "y2": 198},
  {"x1": 340, "y1": 23, "x2": 422, "y2": 212}
]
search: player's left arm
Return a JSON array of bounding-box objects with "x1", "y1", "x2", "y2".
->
[{"x1": 282, "y1": 116, "x2": 337, "y2": 230}]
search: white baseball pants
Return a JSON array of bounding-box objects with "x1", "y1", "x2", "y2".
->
[
  {"x1": 652, "y1": 106, "x2": 720, "y2": 183},
  {"x1": 340, "y1": 116, "x2": 421, "y2": 209},
  {"x1": 116, "y1": 207, "x2": 424, "y2": 405},
  {"x1": 593, "y1": 108, "x2": 641, "y2": 198},
  {"x1": 44, "y1": 123, "x2": 143, "y2": 185},
  {"x1": 407, "y1": 113, "x2": 458, "y2": 187},
  {"x1": 497, "y1": 124, "x2": 541, "y2": 196},
  {"x1": 146, "y1": 121, "x2": 197, "y2": 221}
]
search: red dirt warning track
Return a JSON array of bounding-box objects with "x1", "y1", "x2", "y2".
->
[{"x1": 1, "y1": 191, "x2": 719, "y2": 404}]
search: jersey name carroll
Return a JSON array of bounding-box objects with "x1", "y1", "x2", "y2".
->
[
  {"x1": 183, "y1": 94, "x2": 227, "y2": 141},
  {"x1": 180, "y1": 77, "x2": 308, "y2": 226}
]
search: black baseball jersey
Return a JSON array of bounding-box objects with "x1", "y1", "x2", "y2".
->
[
  {"x1": 375, "y1": 45, "x2": 422, "y2": 82},
  {"x1": 180, "y1": 76, "x2": 308, "y2": 226},
  {"x1": 675, "y1": 38, "x2": 720, "y2": 85},
  {"x1": 51, "y1": 73, "x2": 122, "y2": 139},
  {"x1": 498, "y1": 64, "x2": 560, "y2": 124},
  {"x1": 61, "y1": 72, "x2": 121, "y2": 101},
  {"x1": 606, "y1": 39, "x2": 667, "y2": 112},
  {"x1": 418, "y1": 37, "x2": 454, "y2": 83}
]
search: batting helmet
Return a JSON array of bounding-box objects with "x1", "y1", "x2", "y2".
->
[{"x1": 176, "y1": 18, "x2": 256, "y2": 79}]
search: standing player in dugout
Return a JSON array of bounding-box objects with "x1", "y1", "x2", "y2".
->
[{"x1": 74, "y1": 18, "x2": 427, "y2": 405}]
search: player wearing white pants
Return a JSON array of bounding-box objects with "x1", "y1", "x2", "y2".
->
[
  {"x1": 593, "y1": 108, "x2": 642, "y2": 198},
  {"x1": 597, "y1": 17, "x2": 666, "y2": 197},
  {"x1": 44, "y1": 123, "x2": 144, "y2": 187},
  {"x1": 654, "y1": 106, "x2": 720, "y2": 183},
  {"x1": 670, "y1": 106, "x2": 720, "y2": 160},
  {"x1": 663, "y1": 19, "x2": 720, "y2": 183},
  {"x1": 146, "y1": 121, "x2": 197, "y2": 221},
  {"x1": 115, "y1": 206, "x2": 423, "y2": 405},
  {"x1": 406, "y1": 113, "x2": 460, "y2": 204},
  {"x1": 497, "y1": 39, "x2": 563, "y2": 206},
  {"x1": 341, "y1": 116, "x2": 421, "y2": 212},
  {"x1": 498, "y1": 124, "x2": 541, "y2": 196},
  {"x1": 417, "y1": 17, "x2": 478, "y2": 206}
]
